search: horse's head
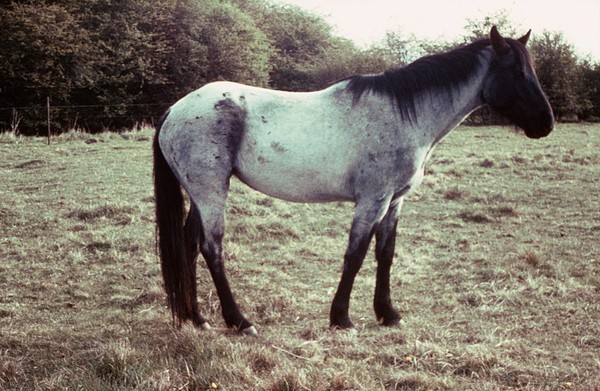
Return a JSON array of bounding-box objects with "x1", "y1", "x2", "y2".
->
[{"x1": 483, "y1": 26, "x2": 554, "y2": 139}]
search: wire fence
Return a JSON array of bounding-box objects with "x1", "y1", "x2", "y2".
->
[
  {"x1": 0, "y1": 100, "x2": 172, "y2": 141},
  {"x1": 0, "y1": 103, "x2": 168, "y2": 111}
]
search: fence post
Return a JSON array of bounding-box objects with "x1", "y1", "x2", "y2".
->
[{"x1": 47, "y1": 97, "x2": 51, "y2": 145}]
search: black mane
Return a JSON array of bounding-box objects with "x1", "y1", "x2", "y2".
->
[{"x1": 344, "y1": 39, "x2": 492, "y2": 123}]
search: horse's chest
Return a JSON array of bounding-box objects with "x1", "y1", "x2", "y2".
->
[{"x1": 391, "y1": 146, "x2": 430, "y2": 197}]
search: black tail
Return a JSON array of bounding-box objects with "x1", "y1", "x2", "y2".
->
[{"x1": 153, "y1": 110, "x2": 196, "y2": 326}]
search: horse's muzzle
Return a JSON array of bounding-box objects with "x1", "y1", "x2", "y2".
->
[{"x1": 524, "y1": 111, "x2": 554, "y2": 139}]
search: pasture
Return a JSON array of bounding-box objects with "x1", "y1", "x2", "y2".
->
[{"x1": 0, "y1": 124, "x2": 598, "y2": 390}]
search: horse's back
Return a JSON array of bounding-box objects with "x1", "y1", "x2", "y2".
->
[{"x1": 162, "y1": 81, "x2": 364, "y2": 202}]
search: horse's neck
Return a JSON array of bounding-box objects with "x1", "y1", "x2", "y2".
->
[{"x1": 418, "y1": 49, "x2": 493, "y2": 147}]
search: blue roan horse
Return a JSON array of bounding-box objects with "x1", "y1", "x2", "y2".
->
[{"x1": 153, "y1": 27, "x2": 554, "y2": 335}]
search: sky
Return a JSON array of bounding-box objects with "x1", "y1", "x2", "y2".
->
[{"x1": 279, "y1": 0, "x2": 600, "y2": 61}]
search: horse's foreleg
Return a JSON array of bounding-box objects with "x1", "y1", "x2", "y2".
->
[
  {"x1": 330, "y1": 197, "x2": 392, "y2": 329},
  {"x1": 374, "y1": 198, "x2": 403, "y2": 326}
]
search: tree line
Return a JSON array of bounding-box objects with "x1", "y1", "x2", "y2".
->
[{"x1": 1, "y1": 0, "x2": 599, "y2": 135}]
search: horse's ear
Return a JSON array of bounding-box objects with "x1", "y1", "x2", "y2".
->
[
  {"x1": 490, "y1": 26, "x2": 509, "y2": 54},
  {"x1": 518, "y1": 29, "x2": 532, "y2": 46}
]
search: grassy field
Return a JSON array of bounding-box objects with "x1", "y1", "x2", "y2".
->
[{"x1": 0, "y1": 124, "x2": 598, "y2": 390}]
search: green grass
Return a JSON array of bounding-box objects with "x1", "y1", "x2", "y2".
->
[{"x1": 1, "y1": 124, "x2": 599, "y2": 390}]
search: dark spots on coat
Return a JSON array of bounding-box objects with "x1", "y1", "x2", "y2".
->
[
  {"x1": 213, "y1": 97, "x2": 247, "y2": 165},
  {"x1": 261, "y1": 116, "x2": 268, "y2": 123},
  {"x1": 214, "y1": 99, "x2": 236, "y2": 111},
  {"x1": 258, "y1": 156, "x2": 268, "y2": 164},
  {"x1": 271, "y1": 141, "x2": 286, "y2": 153}
]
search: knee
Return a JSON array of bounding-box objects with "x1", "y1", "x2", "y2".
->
[
  {"x1": 343, "y1": 253, "x2": 365, "y2": 275},
  {"x1": 200, "y1": 241, "x2": 221, "y2": 262},
  {"x1": 375, "y1": 244, "x2": 395, "y2": 263},
  {"x1": 200, "y1": 228, "x2": 224, "y2": 257}
]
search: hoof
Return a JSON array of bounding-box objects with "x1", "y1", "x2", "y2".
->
[
  {"x1": 379, "y1": 317, "x2": 403, "y2": 327},
  {"x1": 329, "y1": 317, "x2": 355, "y2": 331},
  {"x1": 241, "y1": 325, "x2": 258, "y2": 337},
  {"x1": 330, "y1": 323, "x2": 356, "y2": 332},
  {"x1": 331, "y1": 325, "x2": 357, "y2": 334}
]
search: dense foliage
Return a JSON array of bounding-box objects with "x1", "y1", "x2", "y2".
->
[{"x1": 1, "y1": 0, "x2": 598, "y2": 134}]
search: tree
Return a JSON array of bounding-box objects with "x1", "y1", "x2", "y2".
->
[
  {"x1": 0, "y1": 0, "x2": 274, "y2": 133},
  {"x1": 308, "y1": 37, "x2": 390, "y2": 87},
  {"x1": 0, "y1": 2, "x2": 97, "y2": 132},
  {"x1": 579, "y1": 60, "x2": 600, "y2": 120},
  {"x1": 380, "y1": 30, "x2": 428, "y2": 66},
  {"x1": 146, "y1": 0, "x2": 272, "y2": 101},
  {"x1": 200, "y1": 1, "x2": 272, "y2": 86},
  {"x1": 463, "y1": 9, "x2": 521, "y2": 43},
  {"x1": 251, "y1": 3, "x2": 336, "y2": 90},
  {"x1": 530, "y1": 31, "x2": 591, "y2": 120},
  {"x1": 65, "y1": 0, "x2": 168, "y2": 130}
]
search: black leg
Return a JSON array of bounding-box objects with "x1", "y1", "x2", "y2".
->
[
  {"x1": 374, "y1": 198, "x2": 403, "y2": 326},
  {"x1": 330, "y1": 198, "x2": 391, "y2": 329},
  {"x1": 201, "y1": 231, "x2": 255, "y2": 334},
  {"x1": 330, "y1": 230, "x2": 373, "y2": 329},
  {"x1": 184, "y1": 203, "x2": 209, "y2": 328}
]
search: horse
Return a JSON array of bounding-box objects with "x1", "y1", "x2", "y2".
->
[{"x1": 153, "y1": 26, "x2": 554, "y2": 336}]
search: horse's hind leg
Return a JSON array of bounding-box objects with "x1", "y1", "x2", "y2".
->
[
  {"x1": 374, "y1": 198, "x2": 403, "y2": 326},
  {"x1": 183, "y1": 202, "x2": 210, "y2": 328},
  {"x1": 187, "y1": 182, "x2": 256, "y2": 336}
]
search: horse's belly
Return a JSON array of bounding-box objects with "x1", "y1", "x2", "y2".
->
[
  {"x1": 234, "y1": 143, "x2": 354, "y2": 203},
  {"x1": 223, "y1": 83, "x2": 359, "y2": 202}
]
